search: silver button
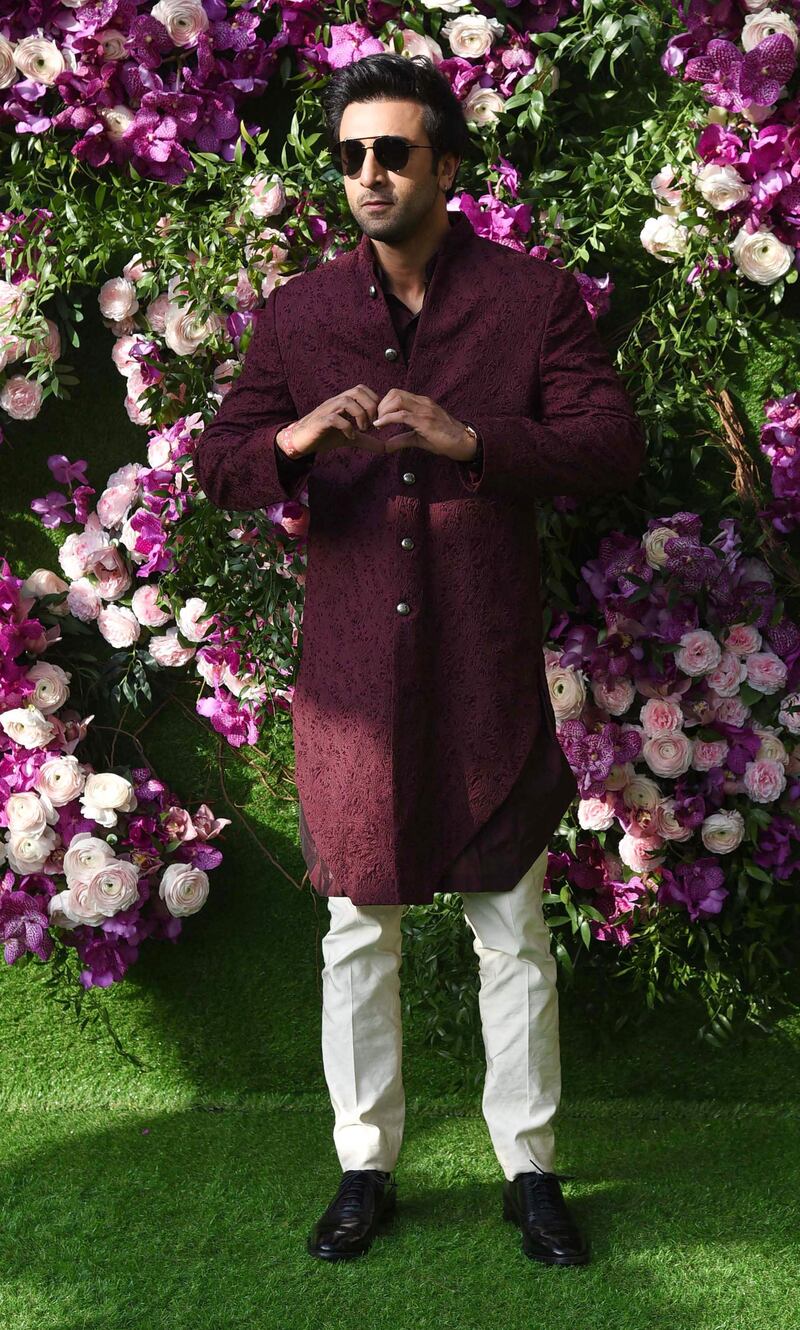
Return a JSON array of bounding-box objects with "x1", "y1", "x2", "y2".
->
[
  {"x1": 402, "y1": 471, "x2": 415, "y2": 485},
  {"x1": 396, "y1": 602, "x2": 411, "y2": 615},
  {"x1": 369, "y1": 284, "x2": 377, "y2": 297},
  {"x1": 401, "y1": 537, "x2": 414, "y2": 550},
  {"x1": 384, "y1": 347, "x2": 399, "y2": 361}
]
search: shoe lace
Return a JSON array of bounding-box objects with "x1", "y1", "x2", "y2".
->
[
  {"x1": 335, "y1": 1170, "x2": 386, "y2": 1217},
  {"x1": 519, "y1": 1158, "x2": 578, "y2": 1227}
]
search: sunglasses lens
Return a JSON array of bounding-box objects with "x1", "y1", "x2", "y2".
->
[{"x1": 338, "y1": 137, "x2": 411, "y2": 175}]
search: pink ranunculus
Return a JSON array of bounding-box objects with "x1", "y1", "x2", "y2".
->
[
  {"x1": 745, "y1": 651, "x2": 788, "y2": 695},
  {"x1": 639, "y1": 696, "x2": 683, "y2": 737},
  {"x1": 743, "y1": 757, "x2": 787, "y2": 803},
  {"x1": 722, "y1": 623, "x2": 762, "y2": 655},
  {"x1": 592, "y1": 675, "x2": 635, "y2": 716},
  {"x1": 617, "y1": 832, "x2": 666, "y2": 873},
  {"x1": 148, "y1": 626, "x2": 196, "y2": 667},
  {"x1": 131, "y1": 583, "x2": 172, "y2": 627},
  {"x1": 674, "y1": 628, "x2": 722, "y2": 677},
  {"x1": 98, "y1": 276, "x2": 139, "y2": 322},
  {"x1": 713, "y1": 695, "x2": 751, "y2": 726},
  {"x1": 83, "y1": 857, "x2": 140, "y2": 916},
  {"x1": 0, "y1": 375, "x2": 43, "y2": 420},
  {"x1": 97, "y1": 604, "x2": 141, "y2": 648},
  {"x1": 705, "y1": 650, "x2": 747, "y2": 697},
  {"x1": 641, "y1": 730, "x2": 693, "y2": 778},
  {"x1": 691, "y1": 738, "x2": 729, "y2": 771},
  {"x1": 67, "y1": 577, "x2": 102, "y2": 621},
  {"x1": 577, "y1": 796, "x2": 616, "y2": 831},
  {"x1": 86, "y1": 544, "x2": 131, "y2": 600},
  {"x1": 651, "y1": 797, "x2": 693, "y2": 842}
]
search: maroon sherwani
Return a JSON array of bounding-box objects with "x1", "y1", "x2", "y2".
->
[{"x1": 195, "y1": 210, "x2": 646, "y2": 906}]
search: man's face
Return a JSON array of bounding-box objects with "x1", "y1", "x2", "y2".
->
[{"x1": 337, "y1": 98, "x2": 455, "y2": 243}]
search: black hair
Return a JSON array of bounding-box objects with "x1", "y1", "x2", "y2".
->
[{"x1": 322, "y1": 53, "x2": 473, "y2": 200}]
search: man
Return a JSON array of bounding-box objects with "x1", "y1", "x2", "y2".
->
[{"x1": 196, "y1": 53, "x2": 645, "y2": 1268}]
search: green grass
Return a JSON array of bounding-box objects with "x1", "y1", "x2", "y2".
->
[{"x1": 3, "y1": 284, "x2": 800, "y2": 1330}]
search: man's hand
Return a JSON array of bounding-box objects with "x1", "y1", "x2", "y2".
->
[
  {"x1": 276, "y1": 384, "x2": 389, "y2": 459},
  {"x1": 371, "y1": 389, "x2": 476, "y2": 461}
]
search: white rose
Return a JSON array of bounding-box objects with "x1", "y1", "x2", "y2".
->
[
  {"x1": 63, "y1": 832, "x2": 115, "y2": 885},
  {"x1": 694, "y1": 162, "x2": 751, "y2": 211},
  {"x1": 442, "y1": 14, "x2": 503, "y2": 59},
  {"x1": 151, "y1": 0, "x2": 210, "y2": 46},
  {"x1": 640, "y1": 214, "x2": 689, "y2": 261},
  {"x1": 731, "y1": 224, "x2": 794, "y2": 284},
  {"x1": 4, "y1": 791, "x2": 48, "y2": 836},
  {"x1": 24, "y1": 661, "x2": 71, "y2": 714},
  {"x1": 0, "y1": 705, "x2": 56, "y2": 750},
  {"x1": 83, "y1": 858, "x2": 140, "y2": 916},
  {"x1": 158, "y1": 861, "x2": 210, "y2": 916},
  {"x1": 35, "y1": 755, "x2": 87, "y2": 807}
]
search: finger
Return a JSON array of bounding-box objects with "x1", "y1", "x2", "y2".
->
[{"x1": 382, "y1": 429, "x2": 420, "y2": 453}]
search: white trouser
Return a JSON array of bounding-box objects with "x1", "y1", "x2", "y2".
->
[{"x1": 319, "y1": 845, "x2": 561, "y2": 1181}]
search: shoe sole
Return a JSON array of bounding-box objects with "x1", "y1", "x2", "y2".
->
[
  {"x1": 306, "y1": 1191, "x2": 398, "y2": 1261},
  {"x1": 502, "y1": 1196, "x2": 590, "y2": 1266}
]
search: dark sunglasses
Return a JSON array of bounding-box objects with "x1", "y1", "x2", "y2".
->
[{"x1": 335, "y1": 135, "x2": 436, "y2": 177}]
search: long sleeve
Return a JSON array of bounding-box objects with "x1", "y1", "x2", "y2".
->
[
  {"x1": 457, "y1": 264, "x2": 646, "y2": 502},
  {"x1": 194, "y1": 283, "x2": 313, "y2": 511}
]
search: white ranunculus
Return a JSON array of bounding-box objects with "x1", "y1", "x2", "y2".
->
[
  {"x1": 442, "y1": 14, "x2": 503, "y2": 59},
  {"x1": 741, "y1": 8, "x2": 798, "y2": 50},
  {"x1": 640, "y1": 213, "x2": 689, "y2": 261},
  {"x1": 6, "y1": 826, "x2": 57, "y2": 875},
  {"x1": 4, "y1": 791, "x2": 48, "y2": 836},
  {"x1": 151, "y1": 0, "x2": 210, "y2": 45},
  {"x1": 12, "y1": 36, "x2": 65, "y2": 85},
  {"x1": 0, "y1": 705, "x2": 56, "y2": 750},
  {"x1": 0, "y1": 35, "x2": 17, "y2": 89},
  {"x1": 63, "y1": 832, "x2": 116, "y2": 885},
  {"x1": 700, "y1": 809, "x2": 745, "y2": 854},
  {"x1": 25, "y1": 661, "x2": 71, "y2": 714},
  {"x1": 97, "y1": 29, "x2": 128, "y2": 61},
  {"x1": 35, "y1": 755, "x2": 86, "y2": 807},
  {"x1": 694, "y1": 162, "x2": 750, "y2": 211},
  {"x1": 158, "y1": 861, "x2": 210, "y2": 916},
  {"x1": 100, "y1": 104, "x2": 135, "y2": 138},
  {"x1": 80, "y1": 772, "x2": 137, "y2": 827},
  {"x1": 83, "y1": 858, "x2": 140, "y2": 916},
  {"x1": 546, "y1": 664, "x2": 586, "y2": 722},
  {"x1": 463, "y1": 85, "x2": 506, "y2": 127},
  {"x1": 731, "y1": 224, "x2": 794, "y2": 284}
]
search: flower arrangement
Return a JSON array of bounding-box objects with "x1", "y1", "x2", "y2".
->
[
  {"x1": 0, "y1": 556, "x2": 229, "y2": 990},
  {"x1": 541, "y1": 508, "x2": 800, "y2": 952}
]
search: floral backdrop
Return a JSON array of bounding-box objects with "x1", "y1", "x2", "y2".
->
[{"x1": 1, "y1": 0, "x2": 799, "y2": 1055}]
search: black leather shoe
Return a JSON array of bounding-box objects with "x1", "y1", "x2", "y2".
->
[
  {"x1": 307, "y1": 1168, "x2": 398, "y2": 1261},
  {"x1": 502, "y1": 1161, "x2": 590, "y2": 1266}
]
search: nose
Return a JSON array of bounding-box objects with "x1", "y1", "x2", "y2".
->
[{"x1": 359, "y1": 146, "x2": 387, "y2": 188}]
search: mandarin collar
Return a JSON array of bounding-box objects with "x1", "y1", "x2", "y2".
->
[{"x1": 358, "y1": 209, "x2": 473, "y2": 290}]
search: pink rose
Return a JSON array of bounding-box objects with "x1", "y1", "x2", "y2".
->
[
  {"x1": 20, "y1": 568, "x2": 69, "y2": 614},
  {"x1": 97, "y1": 463, "x2": 142, "y2": 528},
  {"x1": 713, "y1": 695, "x2": 751, "y2": 727},
  {"x1": 691, "y1": 738, "x2": 729, "y2": 771},
  {"x1": 59, "y1": 514, "x2": 110, "y2": 580},
  {"x1": 745, "y1": 651, "x2": 788, "y2": 695},
  {"x1": 0, "y1": 375, "x2": 43, "y2": 420},
  {"x1": 618, "y1": 832, "x2": 666, "y2": 873},
  {"x1": 86, "y1": 544, "x2": 131, "y2": 600},
  {"x1": 97, "y1": 604, "x2": 141, "y2": 648},
  {"x1": 576, "y1": 796, "x2": 616, "y2": 831},
  {"x1": 641, "y1": 730, "x2": 693, "y2": 778},
  {"x1": 592, "y1": 676, "x2": 635, "y2": 716},
  {"x1": 777, "y1": 692, "x2": 800, "y2": 735},
  {"x1": 705, "y1": 649, "x2": 747, "y2": 697},
  {"x1": 98, "y1": 276, "x2": 139, "y2": 322},
  {"x1": 722, "y1": 623, "x2": 762, "y2": 655},
  {"x1": 131, "y1": 583, "x2": 172, "y2": 628},
  {"x1": 176, "y1": 597, "x2": 213, "y2": 643},
  {"x1": 145, "y1": 291, "x2": 171, "y2": 333},
  {"x1": 639, "y1": 697, "x2": 683, "y2": 736},
  {"x1": 148, "y1": 626, "x2": 196, "y2": 667},
  {"x1": 743, "y1": 758, "x2": 786, "y2": 803},
  {"x1": 67, "y1": 577, "x2": 102, "y2": 621},
  {"x1": 675, "y1": 629, "x2": 722, "y2": 677}
]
